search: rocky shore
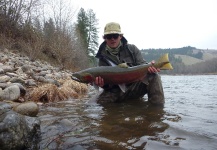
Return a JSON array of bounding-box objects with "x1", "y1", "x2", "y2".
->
[{"x1": 0, "y1": 48, "x2": 88, "y2": 149}]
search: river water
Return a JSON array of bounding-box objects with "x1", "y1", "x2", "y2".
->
[{"x1": 38, "y1": 75, "x2": 217, "y2": 150}]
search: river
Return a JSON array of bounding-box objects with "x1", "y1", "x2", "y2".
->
[{"x1": 38, "y1": 75, "x2": 217, "y2": 150}]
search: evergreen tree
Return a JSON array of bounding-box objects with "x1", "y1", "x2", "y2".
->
[
  {"x1": 43, "y1": 18, "x2": 55, "y2": 43},
  {"x1": 86, "y1": 9, "x2": 99, "y2": 56},
  {"x1": 75, "y1": 8, "x2": 99, "y2": 66},
  {"x1": 75, "y1": 8, "x2": 89, "y2": 55}
]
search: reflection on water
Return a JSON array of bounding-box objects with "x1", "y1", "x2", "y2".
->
[
  {"x1": 93, "y1": 100, "x2": 168, "y2": 149},
  {"x1": 38, "y1": 75, "x2": 217, "y2": 150}
]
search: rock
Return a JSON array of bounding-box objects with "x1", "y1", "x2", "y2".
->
[
  {"x1": 38, "y1": 70, "x2": 49, "y2": 76},
  {"x1": 0, "y1": 102, "x2": 11, "y2": 115},
  {"x1": 0, "y1": 75, "x2": 10, "y2": 82},
  {"x1": 33, "y1": 75, "x2": 46, "y2": 82},
  {"x1": 15, "y1": 67, "x2": 24, "y2": 75},
  {"x1": 25, "y1": 79, "x2": 37, "y2": 86},
  {"x1": 1, "y1": 65, "x2": 13, "y2": 72},
  {"x1": 45, "y1": 78, "x2": 60, "y2": 86},
  {"x1": 0, "y1": 84, "x2": 20, "y2": 101},
  {"x1": 13, "y1": 101, "x2": 39, "y2": 117},
  {"x1": 10, "y1": 83, "x2": 26, "y2": 97},
  {"x1": 59, "y1": 119, "x2": 74, "y2": 129},
  {"x1": 71, "y1": 145, "x2": 86, "y2": 150},
  {"x1": 0, "y1": 83, "x2": 8, "y2": 89},
  {"x1": 0, "y1": 56, "x2": 9, "y2": 64},
  {"x1": 9, "y1": 77, "x2": 25, "y2": 84},
  {"x1": 21, "y1": 65, "x2": 35, "y2": 76},
  {"x1": 0, "y1": 102, "x2": 40, "y2": 150},
  {"x1": 6, "y1": 72, "x2": 19, "y2": 77},
  {"x1": 21, "y1": 64, "x2": 32, "y2": 72},
  {"x1": 0, "y1": 68, "x2": 4, "y2": 74}
]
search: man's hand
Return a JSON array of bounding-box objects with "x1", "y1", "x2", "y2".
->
[
  {"x1": 148, "y1": 61, "x2": 160, "y2": 74},
  {"x1": 95, "y1": 76, "x2": 104, "y2": 87}
]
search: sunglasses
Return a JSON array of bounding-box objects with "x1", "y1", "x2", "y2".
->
[{"x1": 104, "y1": 34, "x2": 120, "y2": 40}]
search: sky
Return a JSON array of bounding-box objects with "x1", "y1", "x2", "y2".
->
[{"x1": 72, "y1": 0, "x2": 217, "y2": 50}]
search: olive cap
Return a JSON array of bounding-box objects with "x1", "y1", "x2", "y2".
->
[{"x1": 104, "y1": 22, "x2": 123, "y2": 35}]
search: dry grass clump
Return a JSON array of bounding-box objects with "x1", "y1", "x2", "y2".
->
[
  {"x1": 28, "y1": 79, "x2": 88, "y2": 103},
  {"x1": 29, "y1": 84, "x2": 71, "y2": 103},
  {"x1": 60, "y1": 78, "x2": 88, "y2": 94}
]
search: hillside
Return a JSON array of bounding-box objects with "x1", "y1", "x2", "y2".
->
[
  {"x1": 174, "y1": 51, "x2": 217, "y2": 66},
  {"x1": 174, "y1": 55, "x2": 203, "y2": 66},
  {"x1": 141, "y1": 46, "x2": 217, "y2": 74},
  {"x1": 202, "y1": 51, "x2": 217, "y2": 60}
]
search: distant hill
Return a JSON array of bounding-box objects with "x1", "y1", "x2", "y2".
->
[
  {"x1": 141, "y1": 46, "x2": 217, "y2": 74},
  {"x1": 174, "y1": 50, "x2": 217, "y2": 66},
  {"x1": 202, "y1": 50, "x2": 217, "y2": 60},
  {"x1": 174, "y1": 55, "x2": 203, "y2": 66}
]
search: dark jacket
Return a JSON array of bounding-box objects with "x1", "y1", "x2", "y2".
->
[{"x1": 95, "y1": 37, "x2": 146, "y2": 67}]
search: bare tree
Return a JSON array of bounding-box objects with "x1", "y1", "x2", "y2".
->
[
  {"x1": 43, "y1": 0, "x2": 77, "y2": 32},
  {"x1": 0, "y1": 0, "x2": 40, "y2": 32},
  {"x1": 39, "y1": 0, "x2": 88, "y2": 70}
]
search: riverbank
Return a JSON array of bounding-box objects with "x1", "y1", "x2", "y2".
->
[
  {"x1": 0, "y1": 48, "x2": 88, "y2": 103},
  {"x1": 0, "y1": 48, "x2": 88, "y2": 149}
]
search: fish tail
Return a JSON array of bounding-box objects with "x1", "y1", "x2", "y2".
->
[
  {"x1": 161, "y1": 62, "x2": 173, "y2": 70},
  {"x1": 156, "y1": 53, "x2": 173, "y2": 70}
]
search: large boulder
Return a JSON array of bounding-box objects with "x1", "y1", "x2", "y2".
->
[{"x1": 0, "y1": 102, "x2": 40, "y2": 150}]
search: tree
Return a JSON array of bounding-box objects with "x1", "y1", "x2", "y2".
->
[
  {"x1": 0, "y1": 0, "x2": 40, "y2": 37},
  {"x1": 76, "y1": 8, "x2": 88, "y2": 51},
  {"x1": 75, "y1": 8, "x2": 99, "y2": 66},
  {"x1": 43, "y1": 18, "x2": 55, "y2": 45},
  {"x1": 0, "y1": 0, "x2": 98, "y2": 70},
  {"x1": 45, "y1": 0, "x2": 76, "y2": 32},
  {"x1": 86, "y1": 9, "x2": 99, "y2": 56}
]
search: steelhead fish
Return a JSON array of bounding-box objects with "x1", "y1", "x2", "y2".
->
[{"x1": 71, "y1": 53, "x2": 173, "y2": 92}]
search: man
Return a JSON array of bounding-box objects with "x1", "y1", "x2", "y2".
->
[{"x1": 94, "y1": 22, "x2": 164, "y2": 105}]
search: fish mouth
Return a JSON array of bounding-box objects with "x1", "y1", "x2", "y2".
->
[{"x1": 71, "y1": 76, "x2": 81, "y2": 82}]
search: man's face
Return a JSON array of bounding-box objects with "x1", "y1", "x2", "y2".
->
[{"x1": 104, "y1": 34, "x2": 122, "y2": 48}]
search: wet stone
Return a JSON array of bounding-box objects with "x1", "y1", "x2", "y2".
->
[
  {"x1": 0, "y1": 102, "x2": 40, "y2": 150},
  {"x1": 13, "y1": 101, "x2": 39, "y2": 117}
]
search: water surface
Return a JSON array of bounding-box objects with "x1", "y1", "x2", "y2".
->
[{"x1": 38, "y1": 75, "x2": 217, "y2": 150}]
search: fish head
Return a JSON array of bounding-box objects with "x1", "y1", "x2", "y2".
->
[{"x1": 71, "y1": 72, "x2": 94, "y2": 83}]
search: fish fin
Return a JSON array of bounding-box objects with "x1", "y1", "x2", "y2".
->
[
  {"x1": 161, "y1": 63, "x2": 173, "y2": 70},
  {"x1": 118, "y1": 63, "x2": 128, "y2": 68},
  {"x1": 93, "y1": 82, "x2": 99, "y2": 91},
  {"x1": 119, "y1": 84, "x2": 127, "y2": 93},
  {"x1": 156, "y1": 53, "x2": 173, "y2": 70}
]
